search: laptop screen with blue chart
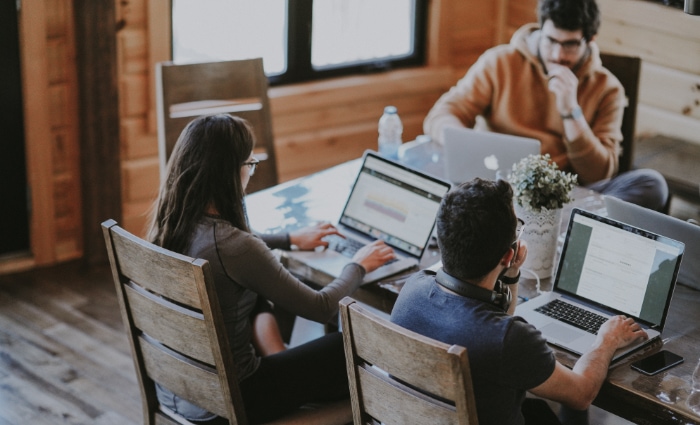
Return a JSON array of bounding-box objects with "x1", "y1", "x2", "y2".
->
[
  {"x1": 286, "y1": 151, "x2": 451, "y2": 285},
  {"x1": 339, "y1": 154, "x2": 448, "y2": 257}
]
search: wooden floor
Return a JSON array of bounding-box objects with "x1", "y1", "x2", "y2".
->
[{"x1": 0, "y1": 261, "x2": 142, "y2": 425}]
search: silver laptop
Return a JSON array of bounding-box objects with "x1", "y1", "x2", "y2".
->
[
  {"x1": 604, "y1": 195, "x2": 700, "y2": 290},
  {"x1": 286, "y1": 151, "x2": 451, "y2": 285},
  {"x1": 516, "y1": 208, "x2": 684, "y2": 362},
  {"x1": 443, "y1": 127, "x2": 541, "y2": 183}
]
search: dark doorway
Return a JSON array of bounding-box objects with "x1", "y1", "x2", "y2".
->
[{"x1": 0, "y1": 1, "x2": 30, "y2": 256}]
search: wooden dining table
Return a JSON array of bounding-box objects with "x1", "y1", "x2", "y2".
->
[{"x1": 247, "y1": 145, "x2": 700, "y2": 424}]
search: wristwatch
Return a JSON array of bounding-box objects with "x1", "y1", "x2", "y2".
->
[
  {"x1": 561, "y1": 106, "x2": 583, "y2": 120},
  {"x1": 500, "y1": 271, "x2": 520, "y2": 285}
]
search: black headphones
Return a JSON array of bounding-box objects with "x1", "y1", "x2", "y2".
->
[{"x1": 435, "y1": 268, "x2": 512, "y2": 312}]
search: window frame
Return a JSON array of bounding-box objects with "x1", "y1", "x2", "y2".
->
[{"x1": 170, "y1": 0, "x2": 430, "y2": 86}]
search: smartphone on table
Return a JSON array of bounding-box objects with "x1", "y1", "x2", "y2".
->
[{"x1": 630, "y1": 350, "x2": 684, "y2": 376}]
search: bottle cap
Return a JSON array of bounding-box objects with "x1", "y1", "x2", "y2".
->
[{"x1": 384, "y1": 106, "x2": 397, "y2": 114}]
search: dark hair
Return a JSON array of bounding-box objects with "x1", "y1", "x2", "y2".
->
[
  {"x1": 436, "y1": 179, "x2": 517, "y2": 281},
  {"x1": 538, "y1": 0, "x2": 600, "y2": 41},
  {"x1": 148, "y1": 114, "x2": 255, "y2": 253}
]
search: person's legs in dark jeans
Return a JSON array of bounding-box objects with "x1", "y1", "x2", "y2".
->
[
  {"x1": 239, "y1": 332, "x2": 349, "y2": 424},
  {"x1": 522, "y1": 398, "x2": 563, "y2": 425},
  {"x1": 558, "y1": 405, "x2": 590, "y2": 425},
  {"x1": 587, "y1": 169, "x2": 668, "y2": 212}
]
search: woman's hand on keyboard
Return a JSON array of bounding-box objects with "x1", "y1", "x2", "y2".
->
[
  {"x1": 289, "y1": 222, "x2": 343, "y2": 250},
  {"x1": 352, "y1": 240, "x2": 396, "y2": 273}
]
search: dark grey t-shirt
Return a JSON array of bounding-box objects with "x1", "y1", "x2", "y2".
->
[{"x1": 391, "y1": 270, "x2": 556, "y2": 425}]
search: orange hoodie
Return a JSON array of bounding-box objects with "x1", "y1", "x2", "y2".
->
[{"x1": 424, "y1": 23, "x2": 624, "y2": 185}]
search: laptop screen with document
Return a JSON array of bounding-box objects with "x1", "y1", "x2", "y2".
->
[{"x1": 555, "y1": 209, "x2": 684, "y2": 330}]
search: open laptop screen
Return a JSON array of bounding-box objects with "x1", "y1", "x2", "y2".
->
[
  {"x1": 555, "y1": 209, "x2": 684, "y2": 329},
  {"x1": 339, "y1": 154, "x2": 449, "y2": 256}
]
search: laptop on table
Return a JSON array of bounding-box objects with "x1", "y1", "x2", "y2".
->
[
  {"x1": 285, "y1": 151, "x2": 452, "y2": 285},
  {"x1": 442, "y1": 126, "x2": 541, "y2": 183},
  {"x1": 604, "y1": 195, "x2": 700, "y2": 290},
  {"x1": 516, "y1": 208, "x2": 685, "y2": 362}
]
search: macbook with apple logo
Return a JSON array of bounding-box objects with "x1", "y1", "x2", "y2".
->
[{"x1": 442, "y1": 126, "x2": 541, "y2": 183}]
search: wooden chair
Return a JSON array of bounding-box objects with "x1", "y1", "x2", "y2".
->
[
  {"x1": 102, "y1": 219, "x2": 351, "y2": 425},
  {"x1": 601, "y1": 53, "x2": 674, "y2": 213},
  {"x1": 600, "y1": 53, "x2": 641, "y2": 175},
  {"x1": 156, "y1": 58, "x2": 278, "y2": 193},
  {"x1": 339, "y1": 297, "x2": 479, "y2": 425}
]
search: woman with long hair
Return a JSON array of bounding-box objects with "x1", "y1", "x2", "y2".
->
[{"x1": 148, "y1": 114, "x2": 394, "y2": 424}]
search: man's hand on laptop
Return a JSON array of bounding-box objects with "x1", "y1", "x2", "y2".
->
[
  {"x1": 353, "y1": 241, "x2": 396, "y2": 273},
  {"x1": 289, "y1": 222, "x2": 344, "y2": 250},
  {"x1": 596, "y1": 315, "x2": 649, "y2": 350}
]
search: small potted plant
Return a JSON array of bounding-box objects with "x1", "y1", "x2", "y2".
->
[
  {"x1": 508, "y1": 153, "x2": 578, "y2": 213},
  {"x1": 508, "y1": 154, "x2": 577, "y2": 279}
]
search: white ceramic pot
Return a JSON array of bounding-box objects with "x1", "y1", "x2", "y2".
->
[{"x1": 515, "y1": 205, "x2": 562, "y2": 282}]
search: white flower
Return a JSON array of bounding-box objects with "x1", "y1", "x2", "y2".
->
[{"x1": 507, "y1": 154, "x2": 577, "y2": 213}]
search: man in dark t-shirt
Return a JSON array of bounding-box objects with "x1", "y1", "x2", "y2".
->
[{"x1": 390, "y1": 179, "x2": 648, "y2": 425}]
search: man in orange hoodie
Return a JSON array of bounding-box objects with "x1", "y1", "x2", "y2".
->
[{"x1": 425, "y1": 0, "x2": 668, "y2": 212}]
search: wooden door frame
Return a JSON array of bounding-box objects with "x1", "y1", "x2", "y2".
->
[
  {"x1": 12, "y1": 0, "x2": 121, "y2": 273},
  {"x1": 17, "y1": 0, "x2": 54, "y2": 270},
  {"x1": 73, "y1": 0, "x2": 122, "y2": 266}
]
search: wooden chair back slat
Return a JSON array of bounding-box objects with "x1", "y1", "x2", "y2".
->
[
  {"x1": 344, "y1": 298, "x2": 465, "y2": 400},
  {"x1": 154, "y1": 411, "x2": 184, "y2": 425},
  {"x1": 124, "y1": 282, "x2": 214, "y2": 365},
  {"x1": 357, "y1": 366, "x2": 459, "y2": 425},
  {"x1": 139, "y1": 335, "x2": 228, "y2": 418},
  {"x1": 156, "y1": 58, "x2": 278, "y2": 193},
  {"x1": 340, "y1": 297, "x2": 479, "y2": 425},
  {"x1": 109, "y1": 223, "x2": 201, "y2": 308}
]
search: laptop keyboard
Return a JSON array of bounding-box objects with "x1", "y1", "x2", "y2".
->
[
  {"x1": 535, "y1": 299, "x2": 608, "y2": 334},
  {"x1": 328, "y1": 236, "x2": 365, "y2": 257},
  {"x1": 326, "y1": 235, "x2": 397, "y2": 265}
]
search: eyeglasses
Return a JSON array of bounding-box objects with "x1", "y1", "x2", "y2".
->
[
  {"x1": 243, "y1": 158, "x2": 260, "y2": 176},
  {"x1": 542, "y1": 35, "x2": 585, "y2": 54}
]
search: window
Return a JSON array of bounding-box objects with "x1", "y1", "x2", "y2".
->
[{"x1": 171, "y1": 0, "x2": 428, "y2": 85}]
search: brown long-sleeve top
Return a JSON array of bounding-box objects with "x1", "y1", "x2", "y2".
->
[{"x1": 187, "y1": 215, "x2": 365, "y2": 380}]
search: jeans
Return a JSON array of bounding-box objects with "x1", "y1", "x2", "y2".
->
[
  {"x1": 239, "y1": 331, "x2": 349, "y2": 424},
  {"x1": 587, "y1": 168, "x2": 668, "y2": 212}
]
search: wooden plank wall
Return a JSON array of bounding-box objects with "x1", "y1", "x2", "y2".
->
[
  {"x1": 595, "y1": 0, "x2": 700, "y2": 144},
  {"x1": 115, "y1": 0, "x2": 161, "y2": 240},
  {"x1": 504, "y1": 0, "x2": 538, "y2": 38},
  {"x1": 7, "y1": 0, "x2": 699, "y2": 273},
  {"x1": 74, "y1": 1, "x2": 122, "y2": 266},
  {"x1": 113, "y1": 0, "x2": 502, "y2": 237},
  {"x1": 45, "y1": 0, "x2": 82, "y2": 264},
  {"x1": 114, "y1": 0, "x2": 700, "y2": 238},
  {"x1": 4, "y1": 0, "x2": 507, "y2": 270}
]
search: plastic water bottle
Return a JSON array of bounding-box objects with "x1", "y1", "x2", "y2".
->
[{"x1": 378, "y1": 106, "x2": 403, "y2": 160}]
